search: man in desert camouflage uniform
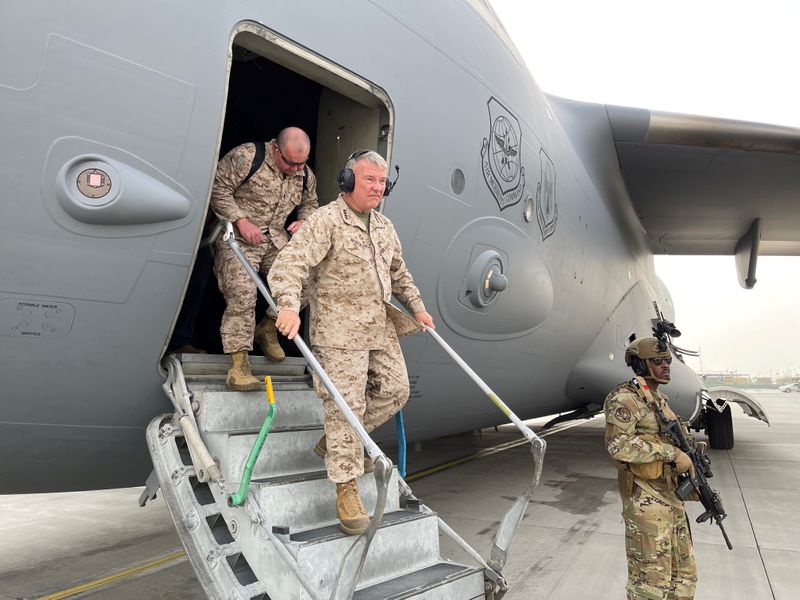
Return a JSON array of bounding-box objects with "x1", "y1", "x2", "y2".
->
[
  {"x1": 268, "y1": 150, "x2": 434, "y2": 535},
  {"x1": 604, "y1": 337, "x2": 699, "y2": 599},
  {"x1": 211, "y1": 127, "x2": 318, "y2": 390}
]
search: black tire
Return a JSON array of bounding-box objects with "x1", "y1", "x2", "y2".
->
[{"x1": 706, "y1": 403, "x2": 734, "y2": 450}]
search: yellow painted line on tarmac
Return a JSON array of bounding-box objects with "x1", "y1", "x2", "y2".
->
[
  {"x1": 406, "y1": 419, "x2": 590, "y2": 482},
  {"x1": 34, "y1": 420, "x2": 592, "y2": 597},
  {"x1": 37, "y1": 549, "x2": 187, "y2": 600}
]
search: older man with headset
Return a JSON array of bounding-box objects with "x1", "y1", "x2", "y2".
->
[{"x1": 268, "y1": 150, "x2": 434, "y2": 535}]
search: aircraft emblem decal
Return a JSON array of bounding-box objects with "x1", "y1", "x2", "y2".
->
[
  {"x1": 481, "y1": 97, "x2": 526, "y2": 210},
  {"x1": 536, "y1": 148, "x2": 557, "y2": 240}
]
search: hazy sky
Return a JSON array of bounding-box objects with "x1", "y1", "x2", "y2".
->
[{"x1": 490, "y1": 1, "x2": 799, "y2": 376}]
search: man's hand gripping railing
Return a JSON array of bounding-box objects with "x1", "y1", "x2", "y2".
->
[
  {"x1": 421, "y1": 326, "x2": 547, "y2": 598},
  {"x1": 645, "y1": 385, "x2": 733, "y2": 550},
  {"x1": 222, "y1": 221, "x2": 390, "y2": 600}
]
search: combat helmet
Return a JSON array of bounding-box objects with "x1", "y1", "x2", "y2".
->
[{"x1": 625, "y1": 336, "x2": 671, "y2": 383}]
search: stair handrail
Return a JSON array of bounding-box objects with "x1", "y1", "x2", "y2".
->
[
  {"x1": 222, "y1": 220, "x2": 392, "y2": 599},
  {"x1": 404, "y1": 325, "x2": 547, "y2": 597},
  {"x1": 396, "y1": 478, "x2": 509, "y2": 595},
  {"x1": 242, "y1": 488, "x2": 327, "y2": 600},
  {"x1": 222, "y1": 221, "x2": 387, "y2": 469},
  {"x1": 162, "y1": 358, "x2": 326, "y2": 600},
  {"x1": 228, "y1": 376, "x2": 278, "y2": 507},
  {"x1": 161, "y1": 355, "x2": 222, "y2": 483},
  {"x1": 329, "y1": 456, "x2": 392, "y2": 600}
]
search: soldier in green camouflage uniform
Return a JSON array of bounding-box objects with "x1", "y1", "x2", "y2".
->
[
  {"x1": 604, "y1": 337, "x2": 698, "y2": 600},
  {"x1": 210, "y1": 127, "x2": 318, "y2": 390},
  {"x1": 268, "y1": 150, "x2": 434, "y2": 535}
]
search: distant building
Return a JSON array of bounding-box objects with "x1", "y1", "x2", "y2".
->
[
  {"x1": 700, "y1": 371, "x2": 781, "y2": 389},
  {"x1": 702, "y1": 371, "x2": 752, "y2": 386}
]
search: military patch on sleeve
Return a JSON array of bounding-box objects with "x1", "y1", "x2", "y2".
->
[{"x1": 615, "y1": 407, "x2": 632, "y2": 423}]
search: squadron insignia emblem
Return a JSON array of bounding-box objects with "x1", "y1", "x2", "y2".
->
[
  {"x1": 615, "y1": 407, "x2": 632, "y2": 424},
  {"x1": 536, "y1": 148, "x2": 557, "y2": 240},
  {"x1": 480, "y1": 97, "x2": 526, "y2": 210}
]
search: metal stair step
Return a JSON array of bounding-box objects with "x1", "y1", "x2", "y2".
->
[
  {"x1": 226, "y1": 428, "x2": 325, "y2": 481},
  {"x1": 290, "y1": 509, "x2": 428, "y2": 544},
  {"x1": 254, "y1": 469, "x2": 401, "y2": 531},
  {"x1": 186, "y1": 373, "x2": 311, "y2": 386},
  {"x1": 177, "y1": 353, "x2": 307, "y2": 376},
  {"x1": 353, "y1": 562, "x2": 485, "y2": 600},
  {"x1": 196, "y1": 387, "x2": 322, "y2": 434},
  {"x1": 157, "y1": 361, "x2": 486, "y2": 600},
  {"x1": 288, "y1": 510, "x2": 442, "y2": 597}
]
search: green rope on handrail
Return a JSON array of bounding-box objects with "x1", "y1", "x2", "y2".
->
[{"x1": 229, "y1": 376, "x2": 277, "y2": 507}]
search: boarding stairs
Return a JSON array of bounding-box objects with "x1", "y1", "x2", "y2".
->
[
  {"x1": 144, "y1": 353, "x2": 486, "y2": 599},
  {"x1": 142, "y1": 220, "x2": 547, "y2": 599}
]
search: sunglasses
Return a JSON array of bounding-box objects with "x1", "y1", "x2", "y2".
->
[
  {"x1": 650, "y1": 357, "x2": 672, "y2": 366},
  {"x1": 275, "y1": 145, "x2": 306, "y2": 168}
]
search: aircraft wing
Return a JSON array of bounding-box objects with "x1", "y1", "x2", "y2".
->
[{"x1": 605, "y1": 105, "x2": 800, "y2": 287}]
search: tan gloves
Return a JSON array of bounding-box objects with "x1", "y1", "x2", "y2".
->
[{"x1": 673, "y1": 449, "x2": 696, "y2": 479}]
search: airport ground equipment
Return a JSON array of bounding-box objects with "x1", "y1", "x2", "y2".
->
[
  {"x1": 141, "y1": 222, "x2": 548, "y2": 598},
  {"x1": 148, "y1": 353, "x2": 488, "y2": 599}
]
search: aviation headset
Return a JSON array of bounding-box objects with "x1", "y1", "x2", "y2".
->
[{"x1": 337, "y1": 150, "x2": 398, "y2": 196}]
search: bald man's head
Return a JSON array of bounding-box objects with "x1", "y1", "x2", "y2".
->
[
  {"x1": 273, "y1": 127, "x2": 310, "y2": 175},
  {"x1": 277, "y1": 127, "x2": 311, "y2": 154}
]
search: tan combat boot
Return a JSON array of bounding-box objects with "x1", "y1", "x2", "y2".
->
[
  {"x1": 254, "y1": 316, "x2": 285, "y2": 362},
  {"x1": 336, "y1": 479, "x2": 370, "y2": 535},
  {"x1": 314, "y1": 435, "x2": 374, "y2": 473},
  {"x1": 226, "y1": 351, "x2": 262, "y2": 391}
]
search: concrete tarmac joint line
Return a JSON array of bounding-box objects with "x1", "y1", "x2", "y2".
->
[
  {"x1": 34, "y1": 549, "x2": 187, "y2": 600},
  {"x1": 405, "y1": 418, "x2": 587, "y2": 482},
  {"x1": 725, "y1": 440, "x2": 778, "y2": 599}
]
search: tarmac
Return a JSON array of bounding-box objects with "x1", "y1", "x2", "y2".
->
[{"x1": 0, "y1": 390, "x2": 797, "y2": 599}]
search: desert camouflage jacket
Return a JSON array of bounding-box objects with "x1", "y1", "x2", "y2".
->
[
  {"x1": 210, "y1": 141, "x2": 318, "y2": 249},
  {"x1": 268, "y1": 195, "x2": 425, "y2": 350}
]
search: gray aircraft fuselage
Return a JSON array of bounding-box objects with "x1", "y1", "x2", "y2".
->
[{"x1": 0, "y1": 0, "x2": 702, "y2": 493}]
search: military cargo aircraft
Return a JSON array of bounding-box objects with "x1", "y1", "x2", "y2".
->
[{"x1": 0, "y1": 0, "x2": 791, "y2": 496}]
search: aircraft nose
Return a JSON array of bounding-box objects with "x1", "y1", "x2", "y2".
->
[{"x1": 665, "y1": 358, "x2": 703, "y2": 421}]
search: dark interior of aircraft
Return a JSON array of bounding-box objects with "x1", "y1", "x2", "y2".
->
[{"x1": 172, "y1": 45, "x2": 323, "y2": 356}]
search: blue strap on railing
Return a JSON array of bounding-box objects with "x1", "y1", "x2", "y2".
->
[{"x1": 395, "y1": 410, "x2": 407, "y2": 478}]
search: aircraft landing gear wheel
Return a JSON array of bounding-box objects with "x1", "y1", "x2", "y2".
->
[{"x1": 706, "y1": 401, "x2": 734, "y2": 450}]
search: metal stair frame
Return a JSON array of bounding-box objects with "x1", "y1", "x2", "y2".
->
[{"x1": 145, "y1": 219, "x2": 552, "y2": 598}]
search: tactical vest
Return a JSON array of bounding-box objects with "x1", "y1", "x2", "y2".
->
[{"x1": 609, "y1": 377, "x2": 680, "y2": 503}]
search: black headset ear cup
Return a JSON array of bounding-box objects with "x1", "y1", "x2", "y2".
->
[
  {"x1": 630, "y1": 356, "x2": 647, "y2": 376},
  {"x1": 337, "y1": 167, "x2": 355, "y2": 193},
  {"x1": 337, "y1": 150, "x2": 371, "y2": 193}
]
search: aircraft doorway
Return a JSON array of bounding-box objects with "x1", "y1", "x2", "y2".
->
[{"x1": 169, "y1": 24, "x2": 394, "y2": 355}]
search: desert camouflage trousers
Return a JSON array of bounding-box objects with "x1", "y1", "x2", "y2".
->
[
  {"x1": 311, "y1": 324, "x2": 409, "y2": 483},
  {"x1": 214, "y1": 238, "x2": 281, "y2": 354},
  {"x1": 622, "y1": 487, "x2": 697, "y2": 600}
]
